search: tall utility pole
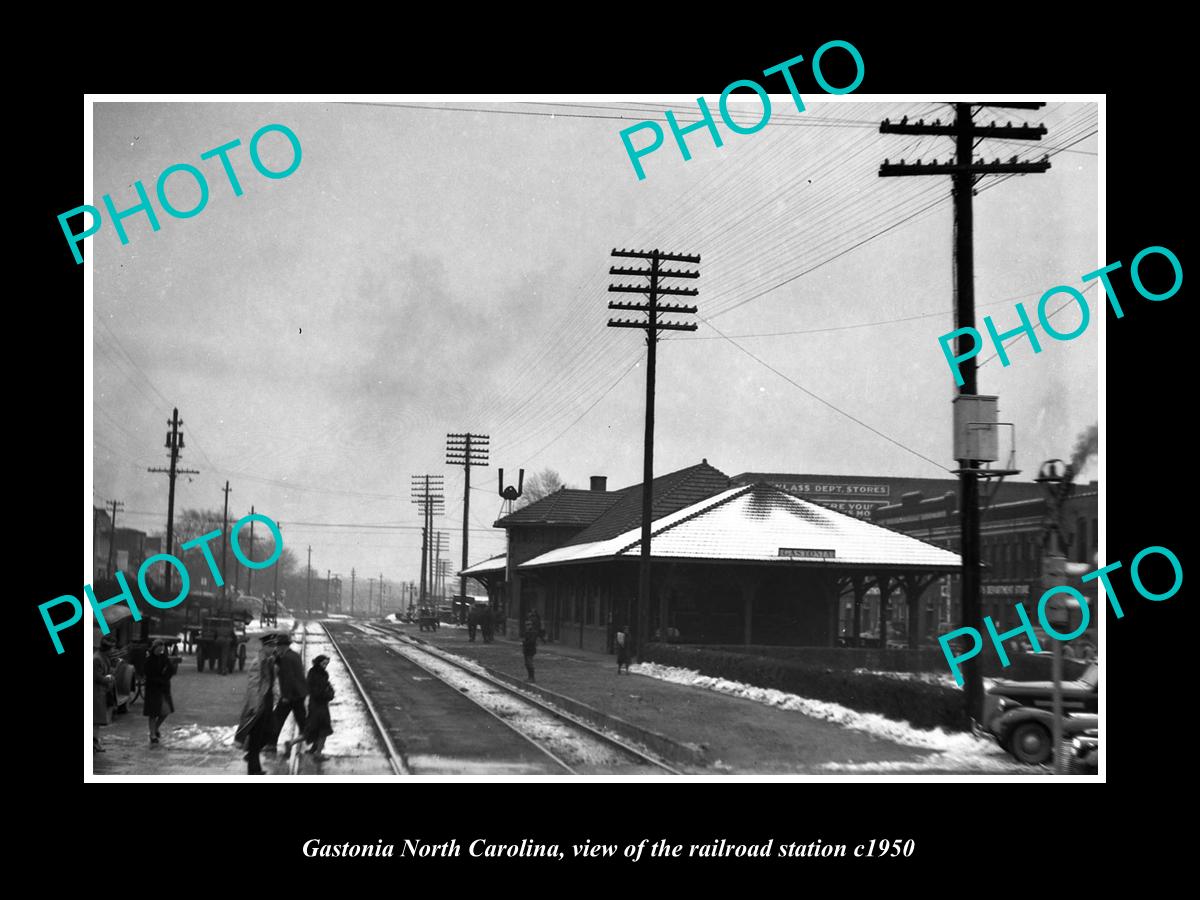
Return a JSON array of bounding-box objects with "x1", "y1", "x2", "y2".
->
[
  {"x1": 879, "y1": 103, "x2": 1048, "y2": 722},
  {"x1": 447, "y1": 432, "x2": 489, "y2": 623},
  {"x1": 325, "y1": 569, "x2": 331, "y2": 614},
  {"x1": 368, "y1": 577, "x2": 375, "y2": 613},
  {"x1": 433, "y1": 533, "x2": 449, "y2": 605},
  {"x1": 104, "y1": 499, "x2": 124, "y2": 578},
  {"x1": 306, "y1": 545, "x2": 313, "y2": 618},
  {"x1": 350, "y1": 568, "x2": 356, "y2": 616},
  {"x1": 607, "y1": 248, "x2": 700, "y2": 658},
  {"x1": 378, "y1": 573, "x2": 384, "y2": 616},
  {"x1": 220, "y1": 481, "x2": 232, "y2": 599},
  {"x1": 245, "y1": 504, "x2": 257, "y2": 595},
  {"x1": 148, "y1": 407, "x2": 199, "y2": 641},
  {"x1": 411, "y1": 475, "x2": 444, "y2": 609},
  {"x1": 273, "y1": 522, "x2": 281, "y2": 611}
]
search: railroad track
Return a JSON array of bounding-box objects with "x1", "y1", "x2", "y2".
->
[
  {"x1": 285, "y1": 619, "x2": 408, "y2": 776},
  {"x1": 345, "y1": 619, "x2": 681, "y2": 776}
]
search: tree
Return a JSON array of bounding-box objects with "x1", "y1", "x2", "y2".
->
[{"x1": 516, "y1": 468, "x2": 567, "y2": 508}]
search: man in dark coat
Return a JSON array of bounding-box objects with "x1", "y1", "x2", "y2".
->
[
  {"x1": 521, "y1": 617, "x2": 538, "y2": 682},
  {"x1": 481, "y1": 605, "x2": 495, "y2": 643},
  {"x1": 266, "y1": 635, "x2": 307, "y2": 752}
]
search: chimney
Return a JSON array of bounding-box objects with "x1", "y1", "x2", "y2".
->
[{"x1": 590, "y1": 475, "x2": 607, "y2": 492}]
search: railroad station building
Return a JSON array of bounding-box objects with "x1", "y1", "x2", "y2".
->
[{"x1": 464, "y1": 462, "x2": 963, "y2": 654}]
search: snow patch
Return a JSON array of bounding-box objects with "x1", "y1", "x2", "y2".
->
[{"x1": 630, "y1": 661, "x2": 999, "y2": 757}]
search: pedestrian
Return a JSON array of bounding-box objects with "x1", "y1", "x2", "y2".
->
[
  {"x1": 93, "y1": 634, "x2": 115, "y2": 752},
  {"x1": 481, "y1": 605, "x2": 495, "y2": 643},
  {"x1": 522, "y1": 617, "x2": 539, "y2": 682},
  {"x1": 530, "y1": 609, "x2": 544, "y2": 642},
  {"x1": 143, "y1": 639, "x2": 177, "y2": 745},
  {"x1": 302, "y1": 655, "x2": 335, "y2": 760},
  {"x1": 268, "y1": 635, "x2": 308, "y2": 753},
  {"x1": 235, "y1": 635, "x2": 280, "y2": 775},
  {"x1": 467, "y1": 603, "x2": 480, "y2": 642},
  {"x1": 215, "y1": 623, "x2": 233, "y2": 676},
  {"x1": 615, "y1": 625, "x2": 631, "y2": 675}
]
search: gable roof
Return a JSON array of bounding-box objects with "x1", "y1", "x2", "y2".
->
[
  {"x1": 493, "y1": 488, "x2": 621, "y2": 528},
  {"x1": 560, "y1": 461, "x2": 731, "y2": 547},
  {"x1": 520, "y1": 482, "x2": 962, "y2": 571}
]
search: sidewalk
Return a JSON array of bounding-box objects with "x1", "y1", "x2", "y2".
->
[
  {"x1": 95, "y1": 620, "x2": 295, "y2": 777},
  {"x1": 390, "y1": 622, "x2": 937, "y2": 774}
]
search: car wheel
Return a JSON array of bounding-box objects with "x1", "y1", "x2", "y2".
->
[{"x1": 1009, "y1": 721, "x2": 1052, "y2": 765}]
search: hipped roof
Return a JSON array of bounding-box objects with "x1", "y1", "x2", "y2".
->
[{"x1": 519, "y1": 482, "x2": 962, "y2": 571}]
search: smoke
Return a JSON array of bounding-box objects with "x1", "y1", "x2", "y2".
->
[{"x1": 1069, "y1": 423, "x2": 1098, "y2": 478}]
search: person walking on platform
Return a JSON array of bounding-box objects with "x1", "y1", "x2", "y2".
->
[
  {"x1": 302, "y1": 655, "x2": 335, "y2": 760},
  {"x1": 481, "y1": 605, "x2": 495, "y2": 643},
  {"x1": 521, "y1": 616, "x2": 539, "y2": 682},
  {"x1": 143, "y1": 640, "x2": 177, "y2": 744},
  {"x1": 467, "y1": 603, "x2": 480, "y2": 643},
  {"x1": 268, "y1": 635, "x2": 307, "y2": 753},
  {"x1": 93, "y1": 634, "x2": 115, "y2": 752},
  {"x1": 615, "y1": 626, "x2": 631, "y2": 675},
  {"x1": 236, "y1": 635, "x2": 280, "y2": 775}
]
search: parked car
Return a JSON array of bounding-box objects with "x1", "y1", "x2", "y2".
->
[
  {"x1": 1069, "y1": 727, "x2": 1098, "y2": 774},
  {"x1": 977, "y1": 661, "x2": 1098, "y2": 765}
]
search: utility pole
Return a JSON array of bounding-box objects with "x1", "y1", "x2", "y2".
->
[
  {"x1": 411, "y1": 475, "x2": 444, "y2": 609},
  {"x1": 607, "y1": 248, "x2": 700, "y2": 659},
  {"x1": 104, "y1": 499, "x2": 124, "y2": 578},
  {"x1": 244, "y1": 504, "x2": 256, "y2": 596},
  {"x1": 306, "y1": 545, "x2": 313, "y2": 618},
  {"x1": 879, "y1": 103, "x2": 1049, "y2": 722},
  {"x1": 368, "y1": 577, "x2": 375, "y2": 614},
  {"x1": 447, "y1": 432, "x2": 489, "y2": 624},
  {"x1": 148, "y1": 407, "x2": 199, "y2": 642},
  {"x1": 350, "y1": 568, "x2": 356, "y2": 616},
  {"x1": 220, "y1": 481, "x2": 232, "y2": 600},
  {"x1": 273, "y1": 522, "x2": 281, "y2": 613},
  {"x1": 379, "y1": 573, "x2": 384, "y2": 617},
  {"x1": 326, "y1": 569, "x2": 331, "y2": 614}
]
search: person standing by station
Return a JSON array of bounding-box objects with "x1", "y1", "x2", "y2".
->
[
  {"x1": 521, "y1": 616, "x2": 539, "y2": 682},
  {"x1": 236, "y1": 634, "x2": 280, "y2": 775},
  {"x1": 301, "y1": 654, "x2": 335, "y2": 760},
  {"x1": 143, "y1": 639, "x2": 177, "y2": 744},
  {"x1": 615, "y1": 624, "x2": 631, "y2": 675},
  {"x1": 467, "y1": 603, "x2": 480, "y2": 643},
  {"x1": 481, "y1": 604, "x2": 495, "y2": 643},
  {"x1": 93, "y1": 634, "x2": 116, "y2": 752},
  {"x1": 267, "y1": 634, "x2": 307, "y2": 752}
]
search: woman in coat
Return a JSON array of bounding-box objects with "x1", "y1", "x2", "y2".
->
[
  {"x1": 143, "y1": 639, "x2": 177, "y2": 744},
  {"x1": 301, "y1": 655, "x2": 335, "y2": 759},
  {"x1": 93, "y1": 635, "x2": 115, "y2": 752}
]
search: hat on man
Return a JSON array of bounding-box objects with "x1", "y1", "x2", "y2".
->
[{"x1": 312, "y1": 654, "x2": 330, "y2": 666}]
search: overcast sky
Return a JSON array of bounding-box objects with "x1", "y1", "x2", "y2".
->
[{"x1": 91, "y1": 98, "x2": 1098, "y2": 586}]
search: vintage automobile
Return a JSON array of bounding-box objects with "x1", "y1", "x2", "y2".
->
[
  {"x1": 194, "y1": 616, "x2": 249, "y2": 673},
  {"x1": 1070, "y1": 727, "x2": 1099, "y2": 774},
  {"x1": 977, "y1": 661, "x2": 1099, "y2": 765}
]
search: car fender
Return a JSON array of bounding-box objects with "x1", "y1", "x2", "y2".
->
[{"x1": 995, "y1": 707, "x2": 1098, "y2": 743}]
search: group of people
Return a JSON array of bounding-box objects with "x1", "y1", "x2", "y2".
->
[
  {"x1": 235, "y1": 632, "x2": 336, "y2": 776},
  {"x1": 93, "y1": 635, "x2": 179, "y2": 752}
]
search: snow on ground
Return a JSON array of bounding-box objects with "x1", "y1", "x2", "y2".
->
[
  {"x1": 292, "y1": 622, "x2": 386, "y2": 758},
  {"x1": 630, "y1": 661, "x2": 1027, "y2": 772},
  {"x1": 853, "y1": 669, "x2": 998, "y2": 691}
]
